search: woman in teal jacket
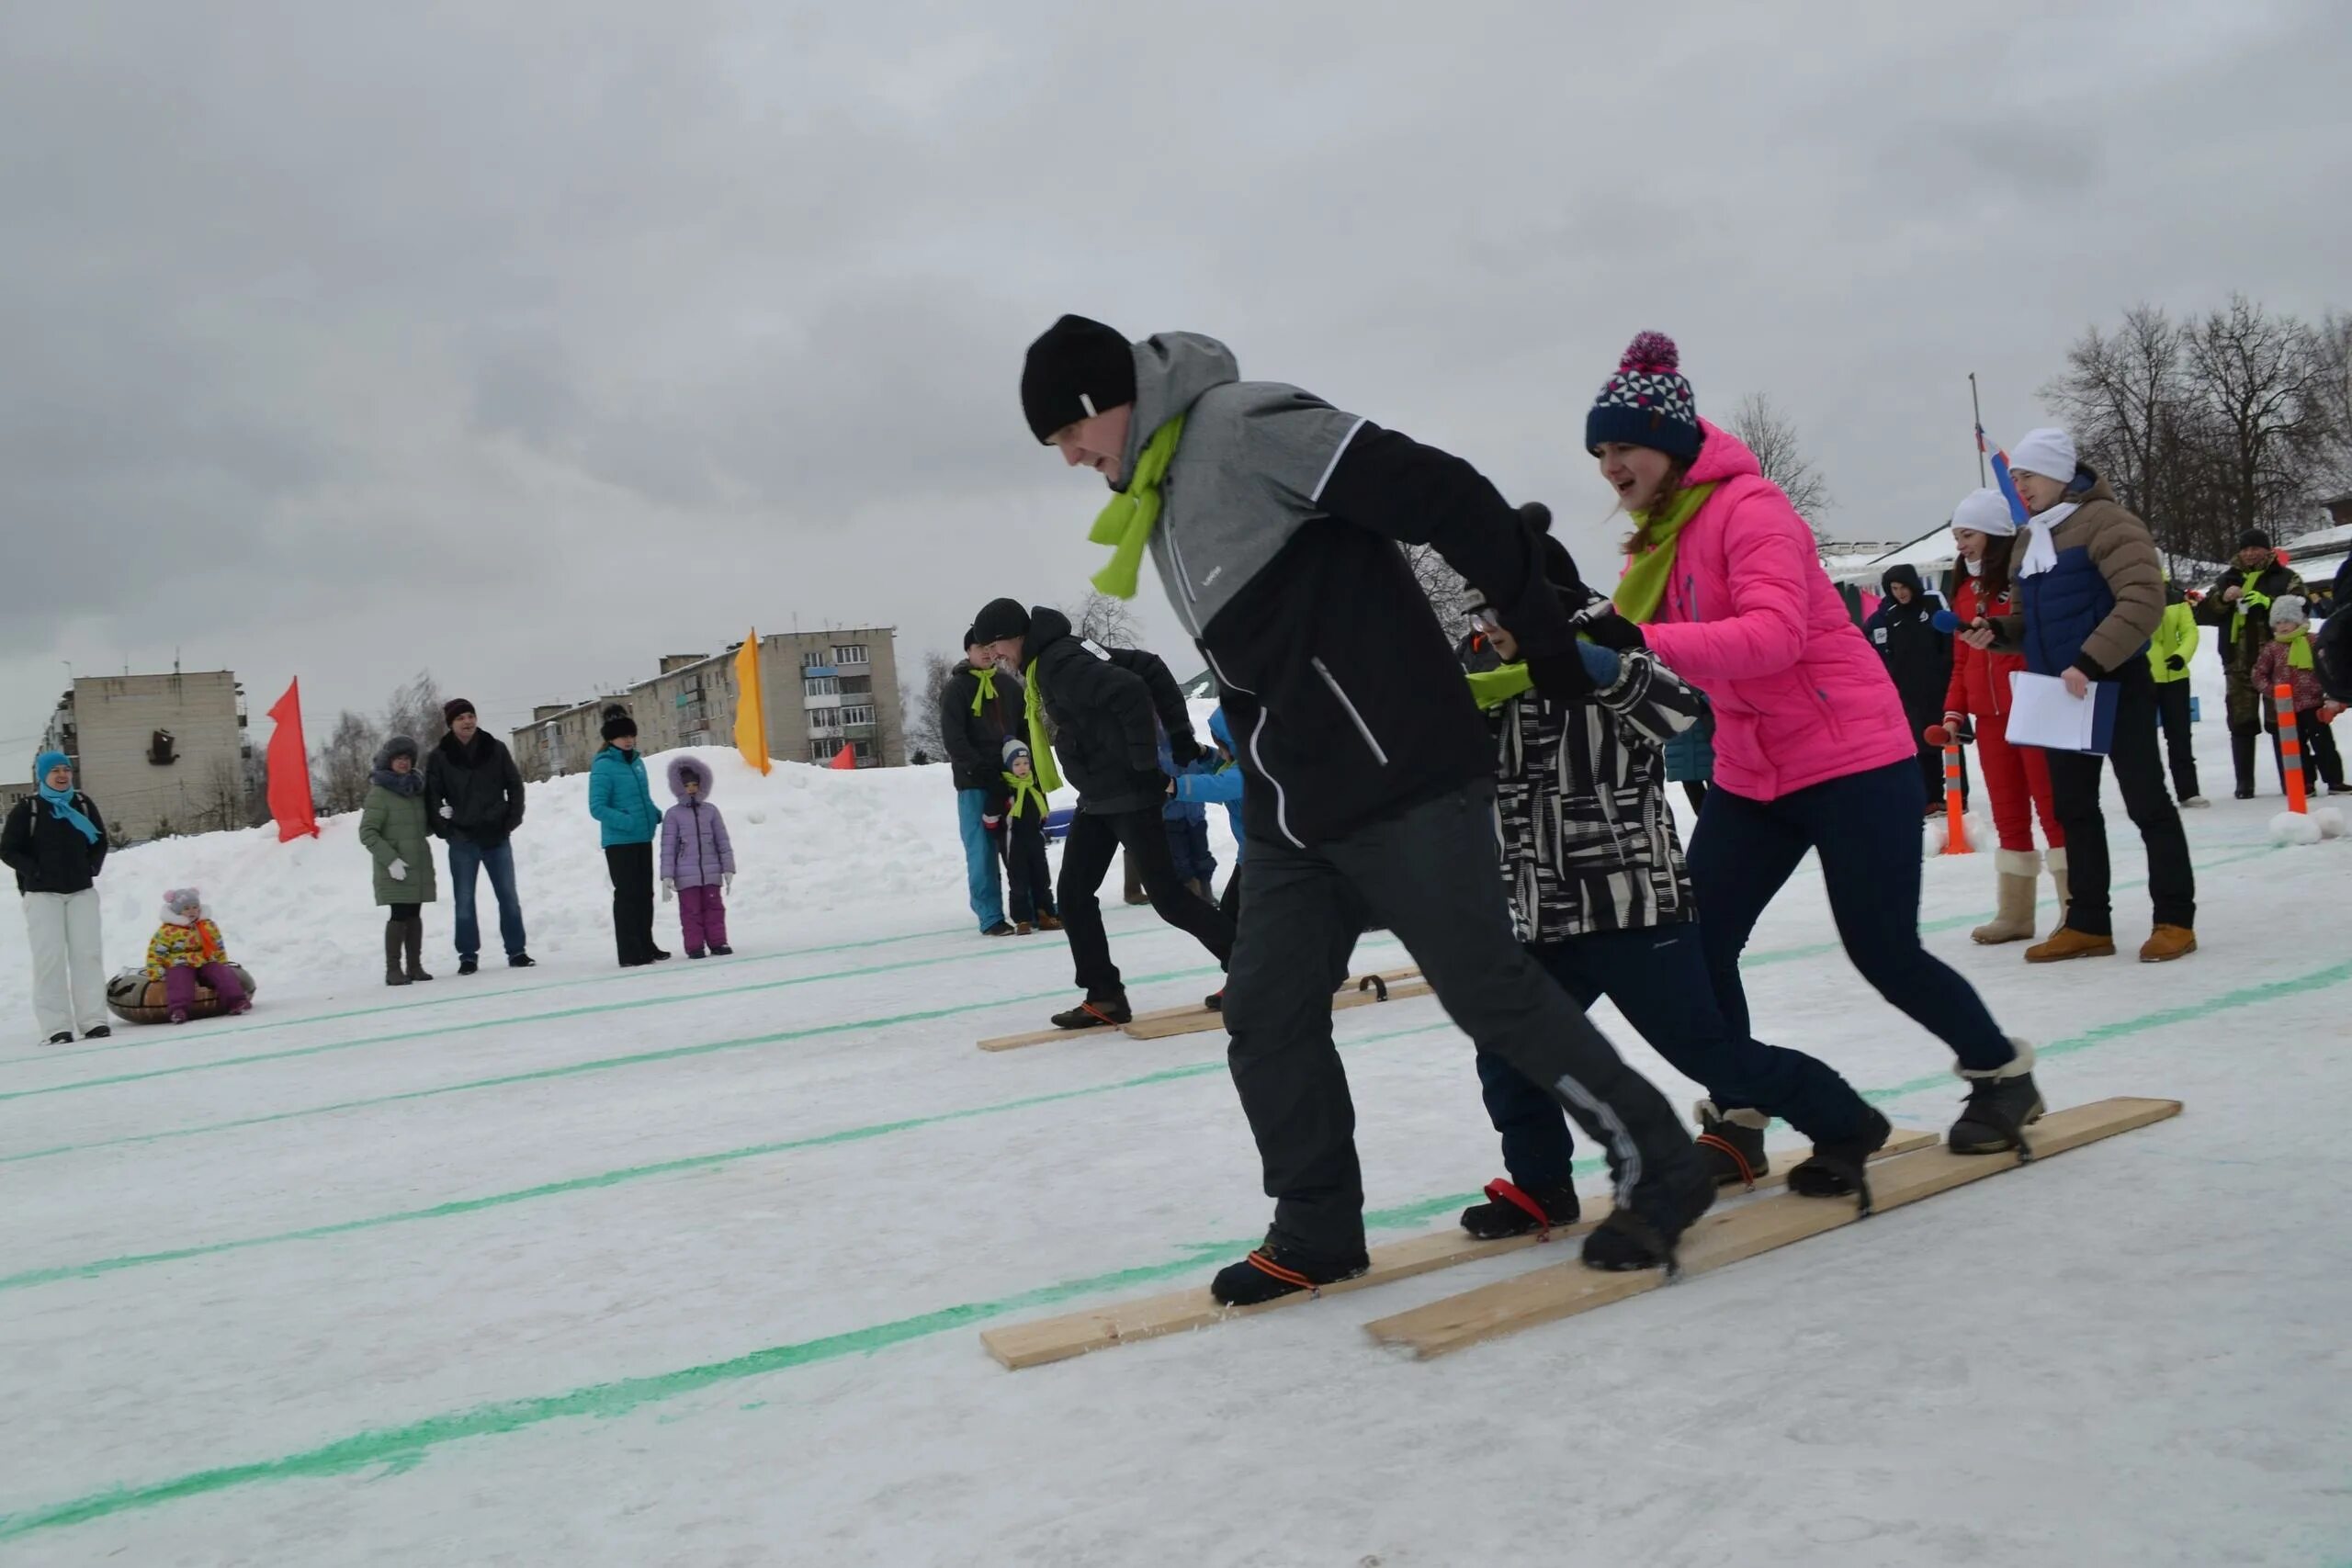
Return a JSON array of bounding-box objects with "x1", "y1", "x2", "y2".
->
[{"x1": 587, "y1": 705, "x2": 668, "y2": 966}]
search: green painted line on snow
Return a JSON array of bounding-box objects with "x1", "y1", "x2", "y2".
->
[{"x1": 4, "y1": 956, "x2": 2338, "y2": 1543}]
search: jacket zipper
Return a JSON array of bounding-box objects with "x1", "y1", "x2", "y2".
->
[
  {"x1": 1166, "y1": 524, "x2": 1204, "y2": 637},
  {"x1": 1312, "y1": 658, "x2": 1391, "y2": 767},
  {"x1": 1202, "y1": 647, "x2": 1301, "y2": 848}
]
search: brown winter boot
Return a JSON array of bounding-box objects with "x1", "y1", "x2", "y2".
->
[
  {"x1": 1036, "y1": 913, "x2": 1063, "y2": 931},
  {"x1": 2139, "y1": 925, "x2": 2198, "y2": 963},
  {"x1": 1970, "y1": 849, "x2": 2041, "y2": 944},
  {"x1": 2025, "y1": 926, "x2": 2116, "y2": 964},
  {"x1": 401, "y1": 920, "x2": 435, "y2": 983},
  {"x1": 384, "y1": 922, "x2": 411, "y2": 987}
]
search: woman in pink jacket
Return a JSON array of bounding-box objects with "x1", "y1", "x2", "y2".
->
[{"x1": 1575, "y1": 333, "x2": 2038, "y2": 1154}]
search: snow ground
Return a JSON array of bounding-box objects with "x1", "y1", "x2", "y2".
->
[{"x1": 2, "y1": 712, "x2": 2347, "y2": 1566}]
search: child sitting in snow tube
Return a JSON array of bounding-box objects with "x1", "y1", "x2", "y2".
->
[{"x1": 107, "y1": 887, "x2": 257, "y2": 1024}]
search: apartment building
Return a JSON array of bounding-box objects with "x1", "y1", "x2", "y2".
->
[
  {"x1": 511, "y1": 628, "x2": 904, "y2": 779},
  {"x1": 40, "y1": 670, "x2": 249, "y2": 842}
]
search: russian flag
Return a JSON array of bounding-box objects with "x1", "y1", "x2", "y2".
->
[{"x1": 1975, "y1": 425, "x2": 2033, "y2": 531}]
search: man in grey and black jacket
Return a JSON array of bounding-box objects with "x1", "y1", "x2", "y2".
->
[{"x1": 1016, "y1": 314, "x2": 1712, "y2": 1302}]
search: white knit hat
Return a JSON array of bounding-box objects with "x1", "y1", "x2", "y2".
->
[
  {"x1": 2271, "y1": 594, "x2": 2309, "y2": 629},
  {"x1": 1951, "y1": 488, "x2": 2018, "y2": 537},
  {"x1": 2007, "y1": 428, "x2": 2077, "y2": 482}
]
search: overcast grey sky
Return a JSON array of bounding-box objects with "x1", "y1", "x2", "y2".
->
[{"x1": 5, "y1": 0, "x2": 2347, "y2": 764}]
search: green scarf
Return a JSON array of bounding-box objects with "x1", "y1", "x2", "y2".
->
[
  {"x1": 967, "y1": 666, "x2": 999, "y2": 716},
  {"x1": 2281, "y1": 629, "x2": 2315, "y2": 671},
  {"x1": 2232, "y1": 569, "x2": 2273, "y2": 642},
  {"x1": 1088, "y1": 414, "x2": 1186, "y2": 600},
  {"x1": 1465, "y1": 664, "x2": 1534, "y2": 711},
  {"x1": 1610, "y1": 483, "x2": 1717, "y2": 625},
  {"x1": 1001, "y1": 770, "x2": 1048, "y2": 822},
  {"x1": 1021, "y1": 660, "x2": 1063, "y2": 793}
]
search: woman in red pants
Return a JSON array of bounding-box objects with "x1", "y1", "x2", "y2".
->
[{"x1": 1942, "y1": 488, "x2": 2066, "y2": 942}]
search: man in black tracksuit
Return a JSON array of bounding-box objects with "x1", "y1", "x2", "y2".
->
[
  {"x1": 1865, "y1": 564, "x2": 1964, "y2": 811},
  {"x1": 970, "y1": 599, "x2": 1234, "y2": 1027},
  {"x1": 1016, "y1": 315, "x2": 1711, "y2": 1303}
]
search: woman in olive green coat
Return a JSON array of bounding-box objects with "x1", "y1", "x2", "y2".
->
[{"x1": 358, "y1": 736, "x2": 438, "y2": 986}]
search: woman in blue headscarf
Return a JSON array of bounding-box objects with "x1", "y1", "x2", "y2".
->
[{"x1": 1, "y1": 751, "x2": 111, "y2": 1043}]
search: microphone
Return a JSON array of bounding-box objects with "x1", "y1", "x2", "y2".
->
[{"x1": 1932, "y1": 610, "x2": 1959, "y2": 633}]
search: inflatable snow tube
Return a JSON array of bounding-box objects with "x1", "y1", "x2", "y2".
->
[{"x1": 105, "y1": 964, "x2": 259, "y2": 1025}]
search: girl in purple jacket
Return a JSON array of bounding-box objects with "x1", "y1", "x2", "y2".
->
[{"x1": 661, "y1": 756, "x2": 736, "y2": 958}]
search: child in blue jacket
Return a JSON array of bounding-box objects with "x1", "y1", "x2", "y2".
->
[{"x1": 1173, "y1": 708, "x2": 1247, "y2": 920}]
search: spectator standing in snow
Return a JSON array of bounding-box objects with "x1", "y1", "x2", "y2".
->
[
  {"x1": 1867, "y1": 563, "x2": 1966, "y2": 814},
  {"x1": 2194, "y1": 530, "x2": 2304, "y2": 798},
  {"x1": 2321, "y1": 558, "x2": 2352, "y2": 705},
  {"x1": 144, "y1": 887, "x2": 251, "y2": 1022},
  {"x1": 587, "y1": 706, "x2": 668, "y2": 968},
  {"x1": 424, "y1": 697, "x2": 534, "y2": 974},
  {"x1": 939, "y1": 633, "x2": 1022, "y2": 937},
  {"x1": 357, "y1": 736, "x2": 438, "y2": 987},
  {"x1": 1, "y1": 750, "x2": 110, "y2": 1043},
  {"x1": 1460, "y1": 520, "x2": 1888, "y2": 1228},
  {"x1": 1969, "y1": 427, "x2": 2195, "y2": 964},
  {"x1": 968, "y1": 596, "x2": 1235, "y2": 1026},
  {"x1": 1941, "y1": 490, "x2": 2067, "y2": 944},
  {"x1": 660, "y1": 755, "x2": 736, "y2": 958},
  {"x1": 1017, "y1": 313, "x2": 1712, "y2": 1298},
  {"x1": 2250, "y1": 596, "x2": 2346, "y2": 794},
  {"x1": 997, "y1": 738, "x2": 1060, "y2": 934},
  {"x1": 1574, "y1": 332, "x2": 2040, "y2": 1154},
  {"x1": 1159, "y1": 729, "x2": 1218, "y2": 901},
  {"x1": 2147, "y1": 581, "x2": 2208, "y2": 807}
]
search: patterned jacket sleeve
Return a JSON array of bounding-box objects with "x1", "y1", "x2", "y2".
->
[{"x1": 1589, "y1": 649, "x2": 1702, "y2": 746}]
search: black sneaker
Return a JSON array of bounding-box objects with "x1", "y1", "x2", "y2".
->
[
  {"x1": 1050, "y1": 995, "x2": 1130, "y2": 1030},
  {"x1": 1460, "y1": 1179, "x2": 1579, "y2": 1240},
  {"x1": 1693, "y1": 1100, "x2": 1770, "y2": 1188},
  {"x1": 46, "y1": 1032, "x2": 74, "y2": 1045},
  {"x1": 1786, "y1": 1106, "x2": 1894, "y2": 1212},
  {"x1": 1581, "y1": 1154, "x2": 1715, "y2": 1274},
  {"x1": 650, "y1": 947, "x2": 673, "y2": 962},
  {"x1": 458, "y1": 957, "x2": 480, "y2": 976},
  {"x1": 708, "y1": 944, "x2": 733, "y2": 956},
  {"x1": 686, "y1": 949, "x2": 707, "y2": 959},
  {"x1": 508, "y1": 953, "x2": 537, "y2": 969},
  {"x1": 1209, "y1": 1238, "x2": 1371, "y2": 1306},
  {"x1": 982, "y1": 921, "x2": 1018, "y2": 938},
  {"x1": 81, "y1": 1025, "x2": 112, "y2": 1041}
]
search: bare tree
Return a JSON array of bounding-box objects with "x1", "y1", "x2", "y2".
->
[
  {"x1": 2310, "y1": 308, "x2": 2352, "y2": 494},
  {"x1": 239, "y1": 747, "x2": 271, "y2": 829},
  {"x1": 379, "y1": 670, "x2": 447, "y2": 748},
  {"x1": 1063, "y1": 591, "x2": 1144, "y2": 649},
  {"x1": 1726, "y1": 391, "x2": 1833, "y2": 536},
  {"x1": 311, "y1": 709, "x2": 380, "y2": 815},
  {"x1": 2041, "y1": 304, "x2": 2188, "y2": 524},
  {"x1": 2181, "y1": 294, "x2": 2334, "y2": 557},
  {"x1": 1399, "y1": 544, "x2": 1476, "y2": 633},
  {"x1": 191, "y1": 755, "x2": 247, "y2": 834},
  {"x1": 899, "y1": 649, "x2": 961, "y2": 763}
]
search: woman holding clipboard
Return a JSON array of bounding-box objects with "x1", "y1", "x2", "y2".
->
[{"x1": 1958, "y1": 428, "x2": 2196, "y2": 964}]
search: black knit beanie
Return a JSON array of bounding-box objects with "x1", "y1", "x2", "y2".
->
[
  {"x1": 970, "y1": 598, "x2": 1031, "y2": 646},
  {"x1": 443, "y1": 697, "x2": 476, "y2": 725},
  {"x1": 1022, "y1": 315, "x2": 1136, "y2": 443},
  {"x1": 600, "y1": 704, "x2": 637, "y2": 742},
  {"x1": 2238, "y1": 529, "x2": 2272, "y2": 551}
]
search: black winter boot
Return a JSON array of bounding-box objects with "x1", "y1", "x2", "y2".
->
[
  {"x1": 1208, "y1": 1237, "x2": 1371, "y2": 1306},
  {"x1": 1787, "y1": 1106, "x2": 1894, "y2": 1212},
  {"x1": 385, "y1": 923, "x2": 411, "y2": 987},
  {"x1": 1948, "y1": 1040, "x2": 2044, "y2": 1156},
  {"x1": 1693, "y1": 1100, "x2": 1770, "y2": 1189},
  {"x1": 1051, "y1": 994, "x2": 1130, "y2": 1031},
  {"x1": 1459, "y1": 1179, "x2": 1580, "y2": 1240},
  {"x1": 1581, "y1": 1151, "x2": 1715, "y2": 1274},
  {"x1": 401, "y1": 921, "x2": 434, "y2": 983},
  {"x1": 2232, "y1": 732, "x2": 2257, "y2": 798}
]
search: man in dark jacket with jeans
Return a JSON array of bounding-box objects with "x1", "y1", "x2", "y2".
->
[
  {"x1": 971, "y1": 598, "x2": 1234, "y2": 1025},
  {"x1": 1016, "y1": 314, "x2": 1710, "y2": 1302},
  {"x1": 424, "y1": 698, "x2": 533, "y2": 974},
  {"x1": 938, "y1": 634, "x2": 1023, "y2": 936}
]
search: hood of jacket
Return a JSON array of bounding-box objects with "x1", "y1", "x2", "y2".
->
[
  {"x1": 1681, "y1": 418, "x2": 1766, "y2": 490},
  {"x1": 373, "y1": 737, "x2": 420, "y2": 773},
  {"x1": 1208, "y1": 706, "x2": 1233, "y2": 753},
  {"x1": 1113, "y1": 333, "x2": 1242, "y2": 489},
  {"x1": 1880, "y1": 564, "x2": 1927, "y2": 602},
  {"x1": 1019, "y1": 604, "x2": 1077, "y2": 670},
  {"x1": 667, "y1": 754, "x2": 716, "y2": 803}
]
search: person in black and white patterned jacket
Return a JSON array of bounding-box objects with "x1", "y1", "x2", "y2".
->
[{"x1": 1455, "y1": 518, "x2": 1890, "y2": 1238}]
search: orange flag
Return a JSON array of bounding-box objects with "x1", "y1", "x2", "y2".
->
[
  {"x1": 266, "y1": 679, "x2": 320, "y2": 840},
  {"x1": 733, "y1": 630, "x2": 771, "y2": 775},
  {"x1": 828, "y1": 742, "x2": 858, "y2": 771}
]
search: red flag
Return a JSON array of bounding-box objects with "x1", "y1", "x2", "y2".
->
[
  {"x1": 828, "y1": 742, "x2": 858, "y2": 771},
  {"x1": 265, "y1": 679, "x2": 320, "y2": 840}
]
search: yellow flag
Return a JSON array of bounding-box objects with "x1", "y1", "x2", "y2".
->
[{"x1": 733, "y1": 630, "x2": 771, "y2": 775}]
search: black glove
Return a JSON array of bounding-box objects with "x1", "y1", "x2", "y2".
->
[
  {"x1": 1525, "y1": 649, "x2": 1598, "y2": 704},
  {"x1": 1167, "y1": 734, "x2": 1204, "y2": 768},
  {"x1": 2165, "y1": 654, "x2": 2187, "y2": 671},
  {"x1": 1576, "y1": 610, "x2": 1646, "y2": 652}
]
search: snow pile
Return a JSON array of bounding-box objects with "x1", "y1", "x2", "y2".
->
[
  {"x1": 1923, "y1": 807, "x2": 1994, "y2": 858},
  {"x1": 2268, "y1": 807, "x2": 2346, "y2": 845},
  {"x1": 0, "y1": 752, "x2": 1072, "y2": 1017}
]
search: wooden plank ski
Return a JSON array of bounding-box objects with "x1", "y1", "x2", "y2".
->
[
  {"x1": 976, "y1": 970, "x2": 1427, "y2": 1051},
  {"x1": 1364, "y1": 1096, "x2": 2182, "y2": 1361},
  {"x1": 980, "y1": 1128, "x2": 1938, "y2": 1369},
  {"x1": 1120, "y1": 969, "x2": 1430, "y2": 1042}
]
